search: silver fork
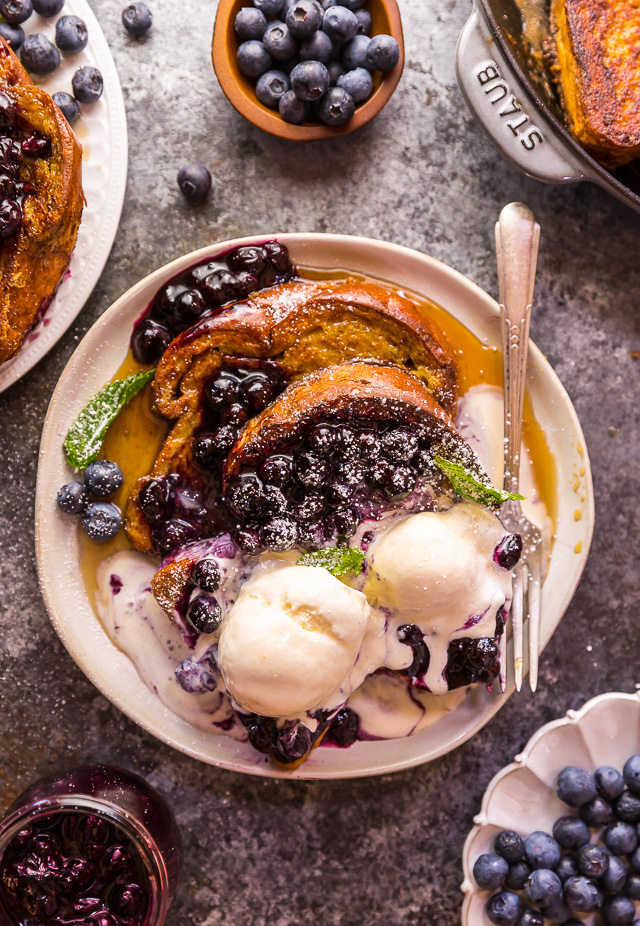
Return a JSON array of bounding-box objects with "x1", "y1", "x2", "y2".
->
[{"x1": 495, "y1": 202, "x2": 543, "y2": 693}]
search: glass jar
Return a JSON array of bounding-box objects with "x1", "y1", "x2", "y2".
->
[{"x1": 0, "y1": 764, "x2": 181, "y2": 926}]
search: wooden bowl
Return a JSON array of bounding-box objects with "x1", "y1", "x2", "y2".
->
[{"x1": 212, "y1": 0, "x2": 404, "y2": 141}]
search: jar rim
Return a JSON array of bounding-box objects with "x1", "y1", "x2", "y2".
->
[{"x1": 0, "y1": 794, "x2": 170, "y2": 926}]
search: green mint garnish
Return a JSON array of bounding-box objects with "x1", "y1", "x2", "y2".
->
[
  {"x1": 433, "y1": 455, "x2": 525, "y2": 507},
  {"x1": 297, "y1": 546, "x2": 366, "y2": 578},
  {"x1": 63, "y1": 369, "x2": 156, "y2": 469}
]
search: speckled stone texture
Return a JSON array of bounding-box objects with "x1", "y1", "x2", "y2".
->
[{"x1": 1, "y1": 1, "x2": 640, "y2": 924}]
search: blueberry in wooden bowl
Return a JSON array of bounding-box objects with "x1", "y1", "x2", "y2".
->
[{"x1": 212, "y1": 0, "x2": 404, "y2": 140}]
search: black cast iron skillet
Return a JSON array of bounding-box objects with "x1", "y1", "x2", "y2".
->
[{"x1": 456, "y1": 0, "x2": 640, "y2": 212}]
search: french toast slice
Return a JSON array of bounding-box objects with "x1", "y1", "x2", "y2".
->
[
  {"x1": 552, "y1": 0, "x2": 640, "y2": 166},
  {"x1": 0, "y1": 39, "x2": 83, "y2": 363},
  {"x1": 126, "y1": 278, "x2": 459, "y2": 553}
]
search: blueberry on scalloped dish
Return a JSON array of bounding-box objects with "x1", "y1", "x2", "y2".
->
[
  {"x1": 72, "y1": 65, "x2": 104, "y2": 103},
  {"x1": 0, "y1": 0, "x2": 32, "y2": 25},
  {"x1": 32, "y1": 0, "x2": 62, "y2": 13},
  {"x1": 20, "y1": 32, "x2": 59, "y2": 74},
  {"x1": 0, "y1": 21, "x2": 24, "y2": 49},
  {"x1": 52, "y1": 91, "x2": 80, "y2": 125},
  {"x1": 55, "y1": 14, "x2": 88, "y2": 53}
]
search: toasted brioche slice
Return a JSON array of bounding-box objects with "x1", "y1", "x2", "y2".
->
[
  {"x1": 0, "y1": 39, "x2": 83, "y2": 363},
  {"x1": 552, "y1": 0, "x2": 640, "y2": 166}
]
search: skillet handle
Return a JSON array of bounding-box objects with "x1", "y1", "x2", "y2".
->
[{"x1": 455, "y1": 7, "x2": 586, "y2": 184}]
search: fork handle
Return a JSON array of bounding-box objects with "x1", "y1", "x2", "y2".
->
[{"x1": 495, "y1": 203, "x2": 540, "y2": 495}]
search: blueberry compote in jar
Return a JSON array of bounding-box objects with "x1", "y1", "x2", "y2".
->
[{"x1": 0, "y1": 765, "x2": 181, "y2": 926}]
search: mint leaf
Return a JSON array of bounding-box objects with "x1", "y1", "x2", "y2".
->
[
  {"x1": 63, "y1": 369, "x2": 156, "y2": 469},
  {"x1": 297, "y1": 547, "x2": 366, "y2": 578},
  {"x1": 433, "y1": 455, "x2": 525, "y2": 507}
]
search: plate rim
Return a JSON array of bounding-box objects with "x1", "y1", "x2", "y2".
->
[{"x1": 35, "y1": 232, "x2": 595, "y2": 780}]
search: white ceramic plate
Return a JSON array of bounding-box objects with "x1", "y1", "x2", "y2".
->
[
  {"x1": 35, "y1": 233, "x2": 594, "y2": 779},
  {"x1": 461, "y1": 691, "x2": 640, "y2": 925},
  {"x1": 0, "y1": 0, "x2": 127, "y2": 392}
]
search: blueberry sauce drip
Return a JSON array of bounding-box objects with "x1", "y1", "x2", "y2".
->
[
  {"x1": 0, "y1": 811, "x2": 150, "y2": 926},
  {"x1": 444, "y1": 606, "x2": 505, "y2": 690},
  {"x1": 130, "y1": 241, "x2": 294, "y2": 365}
]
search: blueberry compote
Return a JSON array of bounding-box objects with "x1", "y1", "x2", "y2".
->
[
  {"x1": 130, "y1": 241, "x2": 293, "y2": 365},
  {"x1": 0, "y1": 766, "x2": 181, "y2": 926},
  {"x1": 0, "y1": 88, "x2": 52, "y2": 238}
]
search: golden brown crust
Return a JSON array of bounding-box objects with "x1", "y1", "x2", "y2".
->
[
  {"x1": 0, "y1": 39, "x2": 84, "y2": 363},
  {"x1": 553, "y1": 0, "x2": 640, "y2": 166}
]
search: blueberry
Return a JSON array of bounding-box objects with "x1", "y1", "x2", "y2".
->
[
  {"x1": 579, "y1": 795, "x2": 612, "y2": 829},
  {"x1": 32, "y1": 0, "x2": 62, "y2": 12},
  {"x1": 52, "y1": 91, "x2": 80, "y2": 125},
  {"x1": 382, "y1": 428, "x2": 418, "y2": 461},
  {"x1": 298, "y1": 29, "x2": 331, "y2": 63},
  {"x1": 110, "y1": 882, "x2": 144, "y2": 917},
  {"x1": 291, "y1": 490, "x2": 322, "y2": 521},
  {"x1": 553, "y1": 816, "x2": 590, "y2": 850},
  {"x1": 263, "y1": 20, "x2": 298, "y2": 60},
  {"x1": 485, "y1": 891, "x2": 522, "y2": 926},
  {"x1": 237, "y1": 39, "x2": 272, "y2": 77},
  {"x1": 564, "y1": 875, "x2": 602, "y2": 912},
  {"x1": 328, "y1": 707, "x2": 358, "y2": 746},
  {"x1": 493, "y1": 533, "x2": 523, "y2": 570},
  {"x1": 285, "y1": 0, "x2": 322, "y2": 38},
  {"x1": 601, "y1": 855, "x2": 629, "y2": 894},
  {"x1": 558, "y1": 766, "x2": 597, "y2": 807},
  {"x1": 55, "y1": 15, "x2": 88, "y2": 52},
  {"x1": 279, "y1": 88, "x2": 309, "y2": 122},
  {"x1": 624, "y1": 756, "x2": 640, "y2": 795},
  {"x1": 366, "y1": 33, "x2": 399, "y2": 71},
  {"x1": 626, "y1": 873, "x2": 640, "y2": 900},
  {"x1": 0, "y1": 199, "x2": 20, "y2": 238},
  {"x1": 177, "y1": 163, "x2": 211, "y2": 204},
  {"x1": 131, "y1": 318, "x2": 171, "y2": 365},
  {"x1": 524, "y1": 867, "x2": 563, "y2": 907},
  {"x1": 307, "y1": 424, "x2": 336, "y2": 454},
  {"x1": 235, "y1": 525, "x2": 262, "y2": 555},
  {"x1": 322, "y1": 5, "x2": 357, "y2": 42},
  {"x1": 472, "y1": 853, "x2": 508, "y2": 891},
  {"x1": 290, "y1": 58, "x2": 329, "y2": 100},
  {"x1": 192, "y1": 433, "x2": 220, "y2": 470},
  {"x1": 72, "y1": 65, "x2": 103, "y2": 102},
  {"x1": 517, "y1": 913, "x2": 543, "y2": 926},
  {"x1": 333, "y1": 506, "x2": 360, "y2": 537},
  {"x1": 602, "y1": 895, "x2": 636, "y2": 926},
  {"x1": 253, "y1": 0, "x2": 284, "y2": 12},
  {"x1": 606, "y1": 822, "x2": 638, "y2": 855},
  {"x1": 262, "y1": 484, "x2": 288, "y2": 516},
  {"x1": 235, "y1": 6, "x2": 267, "y2": 40},
  {"x1": 631, "y1": 847, "x2": 640, "y2": 872},
  {"x1": 294, "y1": 450, "x2": 329, "y2": 487},
  {"x1": 325, "y1": 482, "x2": 353, "y2": 507},
  {"x1": 577, "y1": 843, "x2": 610, "y2": 879},
  {"x1": 226, "y1": 474, "x2": 264, "y2": 518},
  {"x1": 524, "y1": 831, "x2": 561, "y2": 870},
  {"x1": 337, "y1": 66, "x2": 372, "y2": 103},
  {"x1": 327, "y1": 59, "x2": 344, "y2": 84},
  {"x1": 138, "y1": 479, "x2": 170, "y2": 523},
  {"x1": 597, "y1": 767, "x2": 626, "y2": 802},
  {"x1": 616, "y1": 791, "x2": 640, "y2": 823},
  {"x1": 81, "y1": 502, "x2": 122, "y2": 542},
  {"x1": 186, "y1": 595, "x2": 222, "y2": 634},
  {"x1": 255, "y1": 68, "x2": 290, "y2": 108},
  {"x1": 339, "y1": 0, "x2": 366, "y2": 8},
  {"x1": 261, "y1": 516, "x2": 297, "y2": 550},
  {"x1": 505, "y1": 859, "x2": 530, "y2": 890},
  {"x1": 57, "y1": 481, "x2": 89, "y2": 514},
  {"x1": 121, "y1": 2, "x2": 152, "y2": 35},
  {"x1": 20, "y1": 33, "x2": 59, "y2": 73},
  {"x1": 263, "y1": 239, "x2": 290, "y2": 273},
  {"x1": 317, "y1": 84, "x2": 354, "y2": 124},
  {"x1": 222, "y1": 403, "x2": 250, "y2": 426},
  {"x1": 382, "y1": 463, "x2": 417, "y2": 500},
  {"x1": 191, "y1": 558, "x2": 222, "y2": 592},
  {"x1": 242, "y1": 373, "x2": 275, "y2": 411},
  {"x1": 556, "y1": 855, "x2": 579, "y2": 882},
  {"x1": 84, "y1": 460, "x2": 124, "y2": 498},
  {"x1": 260, "y1": 455, "x2": 292, "y2": 487},
  {"x1": 354, "y1": 8, "x2": 371, "y2": 34},
  {"x1": 0, "y1": 0, "x2": 32, "y2": 24},
  {"x1": 0, "y1": 21, "x2": 24, "y2": 48},
  {"x1": 341, "y1": 33, "x2": 370, "y2": 69}
]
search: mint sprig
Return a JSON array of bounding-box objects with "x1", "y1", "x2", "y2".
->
[
  {"x1": 434, "y1": 455, "x2": 525, "y2": 507},
  {"x1": 297, "y1": 547, "x2": 365, "y2": 578},
  {"x1": 63, "y1": 369, "x2": 156, "y2": 469}
]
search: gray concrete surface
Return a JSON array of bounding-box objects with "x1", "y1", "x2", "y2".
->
[{"x1": 2, "y1": 0, "x2": 640, "y2": 923}]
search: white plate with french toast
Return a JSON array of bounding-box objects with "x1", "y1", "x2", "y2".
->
[
  {"x1": 0, "y1": 0, "x2": 127, "y2": 392},
  {"x1": 35, "y1": 233, "x2": 594, "y2": 779}
]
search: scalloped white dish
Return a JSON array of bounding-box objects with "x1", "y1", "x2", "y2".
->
[
  {"x1": 0, "y1": 0, "x2": 127, "y2": 393},
  {"x1": 35, "y1": 233, "x2": 594, "y2": 779},
  {"x1": 462, "y1": 691, "x2": 640, "y2": 924}
]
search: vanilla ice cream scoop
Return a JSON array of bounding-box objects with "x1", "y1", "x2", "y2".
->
[
  {"x1": 364, "y1": 502, "x2": 513, "y2": 693},
  {"x1": 217, "y1": 564, "x2": 373, "y2": 718}
]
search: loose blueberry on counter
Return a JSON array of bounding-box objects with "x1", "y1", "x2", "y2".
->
[
  {"x1": 186, "y1": 595, "x2": 222, "y2": 634},
  {"x1": 558, "y1": 766, "x2": 597, "y2": 807},
  {"x1": 279, "y1": 87, "x2": 309, "y2": 122},
  {"x1": 605, "y1": 821, "x2": 639, "y2": 856},
  {"x1": 0, "y1": 21, "x2": 24, "y2": 48},
  {"x1": 602, "y1": 895, "x2": 636, "y2": 926},
  {"x1": 237, "y1": 39, "x2": 273, "y2": 76},
  {"x1": 122, "y1": 1, "x2": 152, "y2": 35},
  {"x1": 20, "y1": 32, "x2": 60, "y2": 73},
  {"x1": 32, "y1": 0, "x2": 63, "y2": 12},
  {"x1": 524, "y1": 831, "x2": 561, "y2": 870},
  {"x1": 57, "y1": 481, "x2": 89, "y2": 514},
  {"x1": 485, "y1": 890, "x2": 522, "y2": 926},
  {"x1": 0, "y1": 0, "x2": 32, "y2": 24},
  {"x1": 495, "y1": 830, "x2": 525, "y2": 864},
  {"x1": 317, "y1": 85, "x2": 355, "y2": 125},
  {"x1": 553, "y1": 816, "x2": 590, "y2": 850},
  {"x1": 286, "y1": 0, "x2": 323, "y2": 38},
  {"x1": 597, "y1": 766, "x2": 626, "y2": 801},
  {"x1": 337, "y1": 67, "x2": 372, "y2": 103},
  {"x1": 580, "y1": 794, "x2": 613, "y2": 827},
  {"x1": 262, "y1": 20, "x2": 298, "y2": 60},
  {"x1": 366, "y1": 32, "x2": 399, "y2": 71},
  {"x1": 82, "y1": 502, "x2": 122, "y2": 542},
  {"x1": 235, "y1": 6, "x2": 268, "y2": 40},
  {"x1": 256, "y1": 68, "x2": 290, "y2": 107},
  {"x1": 472, "y1": 853, "x2": 509, "y2": 891},
  {"x1": 341, "y1": 33, "x2": 370, "y2": 68},
  {"x1": 577, "y1": 842, "x2": 610, "y2": 879},
  {"x1": 55, "y1": 14, "x2": 88, "y2": 52},
  {"x1": 322, "y1": 5, "x2": 357, "y2": 42},
  {"x1": 177, "y1": 163, "x2": 212, "y2": 204},
  {"x1": 84, "y1": 460, "x2": 124, "y2": 498},
  {"x1": 72, "y1": 65, "x2": 104, "y2": 102}
]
